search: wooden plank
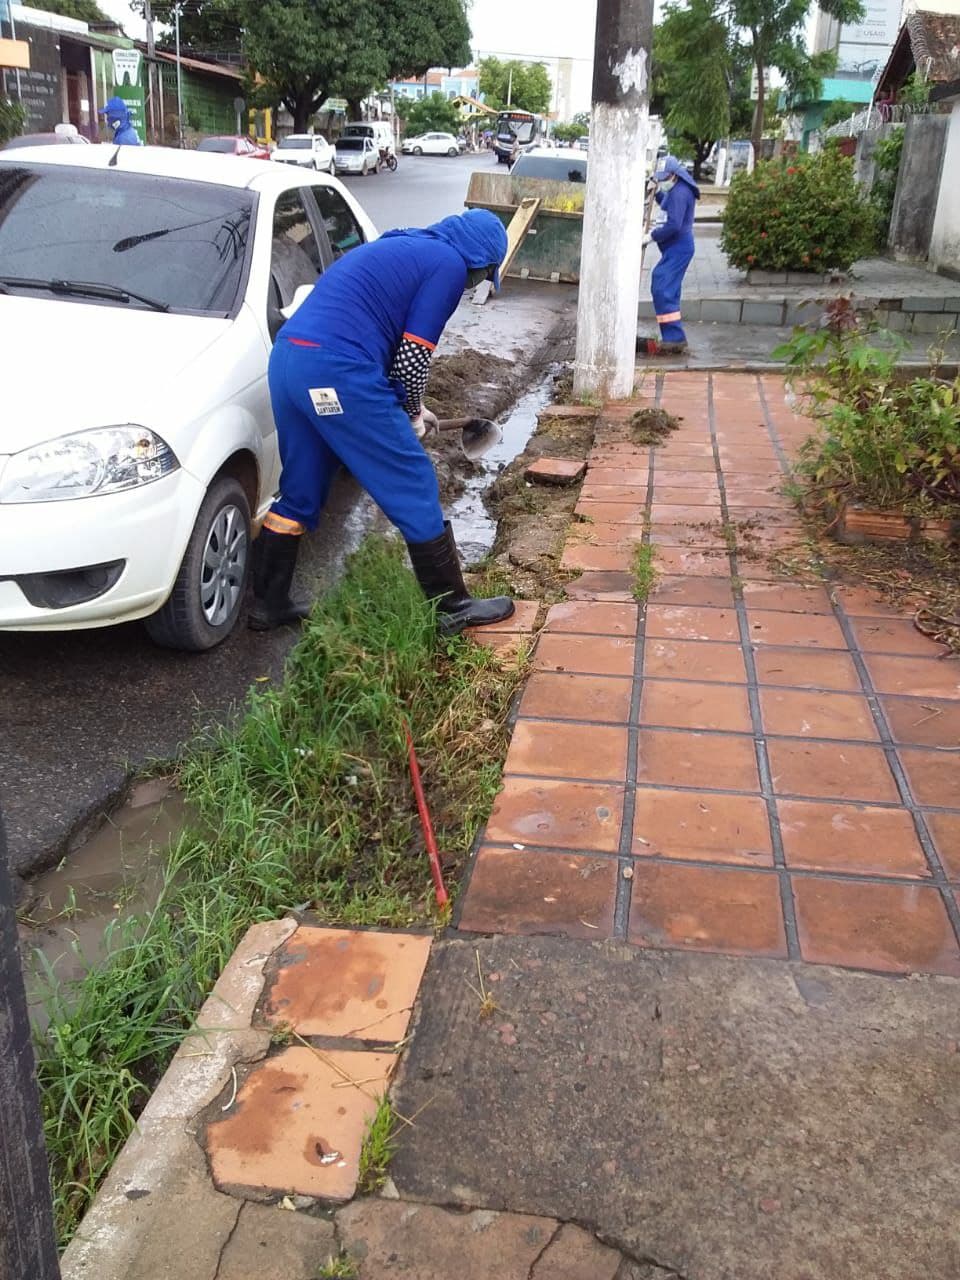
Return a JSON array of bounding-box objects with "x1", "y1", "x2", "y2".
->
[{"x1": 472, "y1": 196, "x2": 541, "y2": 305}]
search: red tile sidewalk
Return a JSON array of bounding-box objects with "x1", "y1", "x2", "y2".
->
[{"x1": 458, "y1": 372, "x2": 960, "y2": 978}]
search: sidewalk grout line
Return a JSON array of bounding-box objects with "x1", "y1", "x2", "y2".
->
[
  {"x1": 612, "y1": 374, "x2": 663, "y2": 938},
  {"x1": 706, "y1": 371, "x2": 801, "y2": 960},
  {"x1": 758, "y1": 371, "x2": 960, "y2": 951}
]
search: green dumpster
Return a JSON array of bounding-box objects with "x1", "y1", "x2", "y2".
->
[{"x1": 464, "y1": 170, "x2": 585, "y2": 284}]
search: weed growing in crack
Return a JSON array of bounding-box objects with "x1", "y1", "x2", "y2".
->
[
  {"x1": 357, "y1": 1095, "x2": 400, "y2": 1194},
  {"x1": 316, "y1": 1251, "x2": 358, "y2": 1279},
  {"x1": 631, "y1": 543, "x2": 658, "y2": 601}
]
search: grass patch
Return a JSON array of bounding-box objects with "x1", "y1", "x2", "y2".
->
[
  {"x1": 357, "y1": 1094, "x2": 400, "y2": 1194},
  {"x1": 35, "y1": 539, "x2": 526, "y2": 1245},
  {"x1": 632, "y1": 543, "x2": 658, "y2": 601},
  {"x1": 316, "y1": 1252, "x2": 358, "y2": 1279}
]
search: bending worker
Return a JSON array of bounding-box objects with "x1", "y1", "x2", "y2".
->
[
  {"x1": 99, "y1": 97, "x2": 141, "y2": 146},
  {"x1": 640, "y1": 155, "x2": 699, "y2": 356},
  {"x1": 251, "y1": 208, "x2": 514, "y2": 636}
]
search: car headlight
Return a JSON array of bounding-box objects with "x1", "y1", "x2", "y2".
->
[{"x1": 0, "y1": 426, "x2": 179, "y2": 504}]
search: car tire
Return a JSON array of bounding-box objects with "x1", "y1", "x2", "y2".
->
[
  {"x1": 328, "y1": 159, "x2": 335, "y2": 174},
  {"x1": 447, "y1": 147, "x2": 458, "y2": 156},
  {"x1": 144, "y1": 475, "x2": 250, "y2": 652},
  {"x1": 413, "y1": 146, "x2": 423, "y2": 156}
]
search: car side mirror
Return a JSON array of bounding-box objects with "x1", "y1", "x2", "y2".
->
[{"x1": 280, "y1": 283, "x2": 313, "y2": 320}]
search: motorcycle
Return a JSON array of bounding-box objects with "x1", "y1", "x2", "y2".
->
[{"x1": 378, "y1": 146, "x2": 398, "y2": 172}]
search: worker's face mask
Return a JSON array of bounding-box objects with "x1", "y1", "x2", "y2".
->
[
  {"x1": 465, "y1": 265, "x2": 496, "y2": 290},
  {"x1": 660, "y1": 176, "x2": 677, "y2": 192}
]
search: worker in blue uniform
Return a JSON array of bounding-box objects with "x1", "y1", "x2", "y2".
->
[
  {"x1": 639, "y1": 155, "x2": 699, "y2": 355},
  {"x1": 250, "y1": 208, "x2": 514, "y2": 636},
  {"x1": 99, "y1": 97, "x2": 141, "y2": 146}
]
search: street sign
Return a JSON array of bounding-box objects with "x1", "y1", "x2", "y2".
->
[{"x1": 111, "y1": 47, "x2": 141, "y2": 88}]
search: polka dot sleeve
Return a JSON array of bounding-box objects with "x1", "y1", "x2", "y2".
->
[{"x1": 389, "y1": 335, "x2": 433, "y2": 417}]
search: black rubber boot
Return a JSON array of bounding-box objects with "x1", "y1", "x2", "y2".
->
[
  {"x1": 407, "y1": 522, "x2": 514, "y2": 636},
  {"x1": 248, "y1": 528, "x2": 311, "y2": 631}
]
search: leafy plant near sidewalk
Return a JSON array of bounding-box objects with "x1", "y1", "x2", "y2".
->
[
  {"x1": 357, "y1": 1094, "x2": 400, "y2": 1193},
  {"x1": 869, "y1": 125, "x2": 903, "y2": 248},
  {"x1": 773, "y1": 299, "x2": 960, "y2": 515},
  {"x1": 35, "y1": 539, "x2": 526, "y2": 1244},
  {"x1": 632, "y1": 543, "x2": 658, "y2": 601},
  {"x1": 721, "y1": 149, "x2": 874, "y2": 272}
]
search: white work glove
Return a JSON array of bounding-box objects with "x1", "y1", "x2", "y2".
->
[
  {"x1": 642, "y1": 233, "x2": 652, "y2": 248},
  {"x1": 411, "y1": 413, "x2": 426, "y2": 439}
]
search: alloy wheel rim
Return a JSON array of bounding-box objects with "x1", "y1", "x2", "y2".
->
[{"x1": 200, "y1": 504, "x2": 247, "y2": 627}]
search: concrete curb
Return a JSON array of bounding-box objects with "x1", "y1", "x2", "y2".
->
[{"x1": 60, "y1": 918, "x2": 297, "y2": 1280}]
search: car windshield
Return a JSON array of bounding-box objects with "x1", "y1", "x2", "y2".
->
[
  {"x1": 336, "y1": 139, "x2": 363, "y2": 151},
  {"x1": 279, "y1": 137, "x2": 312, "y2": 149},
  {"x1": 197, "y1": 138, "x2": 235, "y2": 153},
  {"x1": 344, "y1": 127, "x2": 371, "y2": 137},
  {"x1": 513, "y1": 155, "x2": 587, "y2": 182},
  {"x1": 0, "y1": 164, "x2": 253, "y2": 314}
]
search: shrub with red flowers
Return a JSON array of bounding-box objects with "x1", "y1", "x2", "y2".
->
[{"x1": 720, "y1": 147, "x2": 874, "y2": 273}]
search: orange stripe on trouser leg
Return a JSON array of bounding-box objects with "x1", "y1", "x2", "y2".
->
[
  {"x1": 656, "y1": 311, "x2": 682, "y2": 323},
  {"x1": 263, "y1": 512, "x2": 305, "y2": 535}
]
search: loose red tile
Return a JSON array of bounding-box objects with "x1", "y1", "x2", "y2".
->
[
  {"x1": 644, "y1": 639, "x2": 747, "y2": 683},
  {"x1": 628, "y1": 864, "x2": 787, "y2": 958},
  {"x1": 654, "y1": 488, "x2": 721, "y2": 507},
  {"x1": 525, "y1": 456, "x2": 587, "y2": 485},
  {"x1": 925, "y1": 812, "x2": 960, "y2": 880},
  {"x1": 849, "y1": 617, "x2": 947, "y2": 657},
  {"x1": 864, "y1": 655, "x2": 960, "y2": 700},
  {"x1": 506, "y1": 720, "x2": 628, "y2": 781},
  {"x1": 641, "y1": 680, "x2": 752, "y2": 732},
  {"x1": 654, "y1": 546, "x2": 730, "y2": 577},
  {"x1": 519, "y1": 672, "x2": 632, "y2": 723},
  {"x1": 760, "y1": 688, "x2": 879, "y2": 741},
  {"x1": 777, "y1": 800, "x2": 928, "y2": 877},
  {"x1": 568, "y1": 521, "x2": 646, "y2": 546},
  {"x1": 485, "y1": 777, "x2": 624, "y2": 852},
  {"x1": 545, "y1": 601, "x2": 638, "y2": 635},
  {"x1": 644, "y1": 605, "x2": 740, "y2": 642},
  {"x1": 767, "y1": 740, "x2": 899, "y2": 803},
  {"x1": 458, "y1": 848, "x2": 616, "y2": 938},
  {"x1": 726, "y1": 492, "x2": 792, "y2": 509},
  {"x1": 792, "y1": 878, "x2": 960, "y2": 976},
  {"x1": 535, "y1": 634, "x2": 635, "y2": 676},
  {"x1": 574, "y1": 500, "x2": 646, "y2": 524},
  {"x1": 651, "y1": 472, "x2": 720, "y2": 490},
  {"x1": 563, "y1": 571, "x2": 636, "y2": 601},
  {"x1": 633, "y1": 789, "x2": 772, "y2": 864},
  {"x1": 651, "y1": 504, "x2": 723, "y2": 523},
  {"x1": 636, "y1": 730, "x2": 759, "y2": 791},
  {"x1": 747, "y1": 611, "x2": 846, "y2": 649},
  {"x1": 899, "y1": 747, "x2": 960, "y2": 808},
  {"x1": 646, "y1": 524, "x2": 729, "y2": 549},
  {"x1": 649, "y1": 576, "x2": 735, "y2": 608},
  {"x1": 652, "y1": 456, "x2": 719, "y2": 472},
  {"x1": 754, "y1": 647, "x2": 862, "y2": 692},
  {"x1": 205, "y1": 1047, "x2": 393, "y2": 1201},
  {"x1": 740, "y1": 582, "x2": 833, "y2": 614},
  {"x1": 561, "y1": 544, "x2": 634, "y2": 573},
  {"x1": 588, "y1": 468, "x2": 650, "y2": 486},
  {"x1": 881, "y1": 696, "x2": 960, "y2": 747},
  {"x1": 260, "y1": 928, "x2": 431, "y2": 1041}
]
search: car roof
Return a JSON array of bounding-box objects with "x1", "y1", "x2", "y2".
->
[
  {"x1": 283, "y1": 133, "x2": 323, "y2": 140},
  {"x1": 520, "y1": 148, "x2": 583, "y2": 160},
  {"x1": 0, "y1": 143, "x2": 346, "y2": 193}
]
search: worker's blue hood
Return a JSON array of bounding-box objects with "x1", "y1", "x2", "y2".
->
[
  {"x1": 100, "y1": 95, "x2": 131, "y2": 126},
  {"x1": 382, "y1": 209, "x2": 509, "y2": 289}
]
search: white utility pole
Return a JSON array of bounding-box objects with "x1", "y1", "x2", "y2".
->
[
  {"x1": 144, "y1": 0, "x2": 156, "y2": 143},
  {"x1": 174, "y1": 1, "x2": 184, "y2": 147},
  {"x1": 574, "y1": 0, "x2": 653, "y2": 401}
]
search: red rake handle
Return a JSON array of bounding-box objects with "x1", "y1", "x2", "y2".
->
[{"x1": 403, "y1": 719, "x2": 449, "y2": 909}]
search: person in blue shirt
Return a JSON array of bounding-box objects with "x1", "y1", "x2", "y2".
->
[
  {"x1": 640, "y1": 155, "x2": 699, "y2": 355},
  {"x1": 251, "y1": 207, "x2": 514, "y2": 635},
  {"x1": 99, "y1": 97, "x2": 140, "y2": 146}
]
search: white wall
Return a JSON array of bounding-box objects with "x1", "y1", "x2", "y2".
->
[{"x1": 929, "y1": 97, "x2": 960, "y2": 275}]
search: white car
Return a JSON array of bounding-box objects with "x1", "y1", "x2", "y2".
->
[
  {"x1": 401, "y1": 132, "x2": 461, "y2": 157},
  {"x1": 272, "y1": 133, "x2": 335, "y2": 173},
  {"x1": 0, "y1": 146, "x2": 377, "y2": 649},
  {"x1": 334, "y1": 136, "x2": 379, "y2": 176}
]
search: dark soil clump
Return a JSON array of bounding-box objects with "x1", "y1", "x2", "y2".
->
[{"x1": 630, "y1": 406, "x2": 681, "y2": 446}]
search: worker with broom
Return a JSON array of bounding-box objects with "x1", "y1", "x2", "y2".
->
[
  {"x1": 250, "y1": 208, "x2": 514, "y2": 637},
  {"x1": 639, "y1": 155, "x2": 700, "y2": 356}
]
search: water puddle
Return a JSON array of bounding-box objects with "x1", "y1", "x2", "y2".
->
[
  {"x1": 19, "y1": 779, "x2": 187, "y2": 1027},
  {"x1": 448, "y1": 369, "x2": 558, "y2": 563}
]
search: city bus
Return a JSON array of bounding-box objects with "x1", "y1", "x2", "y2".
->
[{"x1": 493, "y1": 110, "x2": 546, "y2": 164}]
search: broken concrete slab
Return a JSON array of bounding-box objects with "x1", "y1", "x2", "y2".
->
[
  {"x1": 541, "y1": 404, "x2": 601, "y2": 419},
  {"x1": 532, "y1": 1223, "x2": 622, "y2": 1278},
  {"x1": 390, "y1": 935, "x2": 960, "y2": 1280},
  {"x1": 60, "y1": 919, "x2": 297, "y2": 1280},
  {"x1": 336, "y1": 1198, "x2": 558, "y2": 1278},
  {"x1": 217, "y1": 1201, "x2": 337, "y2": 1280},
  {"x1": 525, "y1": 457, "x2": 588, "y2": 486}
]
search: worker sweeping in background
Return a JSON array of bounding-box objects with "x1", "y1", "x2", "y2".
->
[
  {"x1": 639, "y1": 155, "x2": 699, "y2": 356},
  {"x1": 250, "y1": 208, "x2": 514, "y2": 637},
  {"x1": 99, "y1": 97, "x2": 141, "y2": 146}
]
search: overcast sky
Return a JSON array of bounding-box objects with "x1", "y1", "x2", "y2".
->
[{"x1": 95, "y1": 0, "x2": 602, "y2": 117}]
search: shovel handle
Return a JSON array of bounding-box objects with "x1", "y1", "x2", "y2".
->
[{"x1": 435, "y1": 416, "x2": 489, "y2": 432}]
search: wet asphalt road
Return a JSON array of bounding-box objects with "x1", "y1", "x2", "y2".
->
[{"x1": 0, "y1": 152, "x2": 502, "y2": 884}]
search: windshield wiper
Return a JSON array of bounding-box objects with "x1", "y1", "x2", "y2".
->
[{"x1": 0, "y1": 275, "x2": 170, "y2": 312}]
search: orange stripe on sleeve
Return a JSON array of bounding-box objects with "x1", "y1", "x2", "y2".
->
[{"x1": 402, "y1": 332, "x2": 437, "y2": 351}]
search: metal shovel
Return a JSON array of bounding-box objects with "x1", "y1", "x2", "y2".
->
[{"x1": 434, "y1": 416, "x2": 502, "y2": 461}]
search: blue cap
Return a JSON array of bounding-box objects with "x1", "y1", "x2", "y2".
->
[
  {"x1": 99, "y1": 96, "x2": 129, "y2": 120},
  {"x1": 654, "y1": 154, "x2": 699, "y2": 190}
]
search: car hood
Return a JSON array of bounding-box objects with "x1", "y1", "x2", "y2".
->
[{"x1": 0, "y1": 295, "x2": 233, "y2": 454}]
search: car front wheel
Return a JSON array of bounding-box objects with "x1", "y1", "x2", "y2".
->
[
  {"x1": 413, "y1": 146, "x2": 423, "y2": 156},
  {"x1": 447, "y1": 147, "x2": 458, "y2": 156},
  {"x1": 144, "y1": 475, "x2": 250, "y2": 652}
]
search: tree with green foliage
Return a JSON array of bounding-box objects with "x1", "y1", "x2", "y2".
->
[
  {"x1": 29, "y1": 0, "x2": 109, "y2": 21},
  {"x1": 732, "y1": 0, "x2": 864, "y2": 157},
  {"x1": 653, "y1": 0, "x2": 752, "y2": 180},
  {"x1": 479, "y1": 57, "x2": 552, "y2": 114},
  {"x1": 383, "y1": 0, "x2": 471, "y2": 83},
  {"x1": 821, "y1": 97, "x2": 856, "y2": 129},
  {"x1": 404, "y1": 91, "x2": 461, "y2": 137},
  {"x1": 239, "y1": 0, "x2": 386, "y2": 132},
  {"x1": 129, "y1": 0, "x2": 243, "y2": 55},
  {"x1": 553, "y1": 122, "x2": 584, "y2": 143},
  {"x1": 0, "y1": 96, "x2": 25, "y2": 144}
]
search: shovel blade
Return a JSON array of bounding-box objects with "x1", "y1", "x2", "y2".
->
[{"x1": 460, "y1": 418, "x2": 501, "y2": 460}]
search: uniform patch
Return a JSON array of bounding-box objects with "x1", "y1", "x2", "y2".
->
[{"x1": 308, "y1": 386, "x2": 344, "y2": 416}]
